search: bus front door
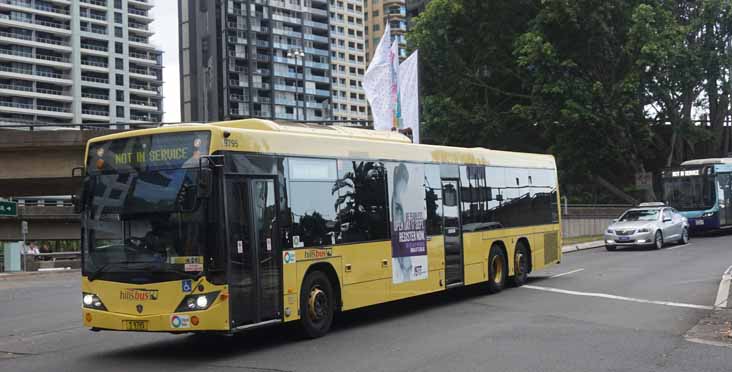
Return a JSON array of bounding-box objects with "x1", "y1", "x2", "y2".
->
[
  {"x1": 441, "y1": 180, "x2": 463, "y2": 287},
  {"x1": 226, "y1": 176, "x2": 282, "y2": 329}
]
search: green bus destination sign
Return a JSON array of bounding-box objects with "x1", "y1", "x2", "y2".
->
[{"x1": 0, "y1": 200, "x2": 17, "y2": 217}]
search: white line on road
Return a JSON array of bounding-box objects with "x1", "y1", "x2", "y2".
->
[
  {"x1": 714, "y1": 265, "x2": 732, "y2": 309},
  {"x1": 666, "y1": 244, "x2": 693, "y2": 251},
  {"x1": 523, "y1": 285, "x2": 714, "y2": 310},
  {"x1": 550, "y1": 268, "x2": 585, "y2": 278}
]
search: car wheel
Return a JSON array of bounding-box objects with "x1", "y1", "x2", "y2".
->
[
  {"x1": 678, "y1": 228, "x2": 689, "y2": 245},
  {"x1": 299, "y1": 271, "x2": 334, "y2": 338},
  {"x1": 606, "y1": 245, "x2": 616, "y2": 251},
  {"x1": 654, "y1": 231, "x2": 663, "y2": 250}
]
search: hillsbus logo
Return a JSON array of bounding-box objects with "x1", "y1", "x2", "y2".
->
[{"x1": 120, "y1": 288, "x2": 159, "y2": 301}]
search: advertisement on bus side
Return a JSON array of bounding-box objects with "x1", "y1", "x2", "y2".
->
[{"x1": 388, "y1": 162, "x2": 428, "y2": 284}]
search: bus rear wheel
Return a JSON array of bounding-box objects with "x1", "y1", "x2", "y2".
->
[
  {"x1": 299, "y1": 271, "x2": 334, "y2": 338},
  {"x1": 487, "y1": 246, "x2": 507, "y2": 293},
  {"x1": 510, "y1": 242, "x2": 530, "y2": 287}
]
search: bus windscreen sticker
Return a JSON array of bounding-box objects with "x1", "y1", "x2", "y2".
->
[{"x1": 388, "y1": 162, "x2": 428, "y2": 284}]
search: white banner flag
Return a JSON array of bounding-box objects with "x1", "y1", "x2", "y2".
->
[
  {"x1": 399, "y1": 50, "x2": 419, "y2": 144},
  {"x1": 389, "y1": 40, "x2": 402, "y2": 131},
  {"x1": 363, "y1": 26, "x2": 392, "y2": 132}
]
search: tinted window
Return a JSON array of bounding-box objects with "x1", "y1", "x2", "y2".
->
[
  {"x1": 425, "y1": 164, "x2": 443, "y2": 235},
  {"x1": 459, "y1": 166, "x2": 490, "y2": 227},
  {"x1": 334, "y1": 160, "x2": 388, "y2": 243},
  {"x1": 287, "y1": 158, "x2": 338, "y2": 248},
  {"x1": 483, "y1": 167, "x2": 557, "y2": 228}
]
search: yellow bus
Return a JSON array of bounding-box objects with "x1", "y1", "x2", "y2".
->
[{"x1": 79, "y1": 119, "x2": 561, "y2": 337}]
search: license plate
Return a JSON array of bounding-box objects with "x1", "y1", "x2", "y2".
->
[
  {"x1": 123, "y1": 320, "x2": 148, "y2": 331},
  {"x1": 617, "y1": 237, "x2": 631, "y2": 242},
  {"x1": 695, "y1": 220, "x2": 705, "y2": 226}
]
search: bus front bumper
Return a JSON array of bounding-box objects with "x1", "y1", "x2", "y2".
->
[{"x1": 82, "y1": 306, "x2": 230, "y2": 333}]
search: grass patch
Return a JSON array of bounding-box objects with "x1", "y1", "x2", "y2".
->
[{"x1": 563, "y1": 235, "x2": 603, "y2": 245}]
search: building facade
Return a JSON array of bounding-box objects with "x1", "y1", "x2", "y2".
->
[
  {"x1": 364, "y1": 0, "x2": 406, "y2": 62},
  {"x1": 328, "y1": 0, "x2": 367, "y2": 122},
  {"x1": 405, "y1": 0, "x2": 428, "y2": 23},
  {"x1": 0, "y1": 0, "x2": 164, "y2": 126},
  {"x1": 180, "y1": 0, "x2": 336, "y2": 123}
]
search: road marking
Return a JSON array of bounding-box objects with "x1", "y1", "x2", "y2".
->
[
  {"x1": 714, "y1": 265, "x2": 732, "y2": 309},
  {"x1": 550, "y1": 268, "x2": 585, "y2": 278},
  {"x1": 523, "y1": 285, "x2": 714, "y2": 310},
  {"x1": 685, "y1": 337, "x2": 732, "y2": 349},
  {"x1": 666, "y1": 243, "x2": 693, "y2": 251}
]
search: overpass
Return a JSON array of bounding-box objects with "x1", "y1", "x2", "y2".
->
[
  {"x1": 0, "y1": 124, "x2": 157, "y2": 197},
  {"x1": 0, "y1": 198, "x2": 79, "y2": 241}
]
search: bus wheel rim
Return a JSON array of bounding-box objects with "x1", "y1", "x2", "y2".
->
[
  {"x1": 515, "y1": 252, "x2": 525, "y2": 276},
  {"x1": 308, "y1": 287, "x2": 327, "y2": 322},
  {"x1": 492, "y1": 256, "x2": 504, "y2": 284}
]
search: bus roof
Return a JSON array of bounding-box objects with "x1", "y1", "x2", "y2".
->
[
  {"x1": 87, "y1": 119, "x2": 557, "y2": 169},
  {"x1": 680, "y1": 158, "x2": 732, "y2": 166}
]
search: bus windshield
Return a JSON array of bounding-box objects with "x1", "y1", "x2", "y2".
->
[
  {"x1": 82, "y1": 131, "x2": 212, "y2": 282},
  {"x1": 83, "y1": 169, "x2": 208, "y2": 281},
  {"x1": 662, "y1": 175, "x2": 715, "y2": 212}
]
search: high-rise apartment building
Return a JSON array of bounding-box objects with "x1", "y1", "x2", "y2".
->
[
  {"x1": 329, "y1": 0, "x2": 367, "y2": 122},
  {"x1": 180, "y1": 0, "x2": 334, "y2": 123},
  {"x1": 364, "y1": 0, "x2": 406, "y2": 62},
  {"x1": 0, "y1": 0, "x2": 164, "y2": 126},
  {"x1": 405, "y1": 0, "x2": 428, "y2": 23}
]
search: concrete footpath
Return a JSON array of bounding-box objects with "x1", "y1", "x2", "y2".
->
[{"x1": 562, "y1": 240, "x2": 605, "y2": 253}]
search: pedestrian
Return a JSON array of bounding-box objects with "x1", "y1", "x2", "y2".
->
[{"x1": 40, "y1": 243, "x2": 51, "y2": 261}]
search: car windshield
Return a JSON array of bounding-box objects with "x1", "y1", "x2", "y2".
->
[
  {"x1": 619, "y1": 209, "x2": 659, "y2": 222},
  {"x1": 662, "y1": 175, "x2": 715, "y2": 211},
  {"x1": 83, "y1": 169, "x2": 208, "y2": 281}
]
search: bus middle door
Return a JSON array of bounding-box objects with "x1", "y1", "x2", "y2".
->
[{"x1": 225, "y1": 176, "x2": 282, "y2": 329}]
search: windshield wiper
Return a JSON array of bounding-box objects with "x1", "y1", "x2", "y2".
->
[
  {"x1": 88, "y1": 261, "x2": 147, "y2": 281},
  {"x1": 157, "y1": 266, "x2": 200, "y2": 279}
]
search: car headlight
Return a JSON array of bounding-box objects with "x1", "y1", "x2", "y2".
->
[
  {"x1": 82, "y1": 292, "x2": 107, "y2": 311},
  {"x1": 175, "y1": 292, "x2": 220, "y2": 312},
  {"x1": 638, "y1": 228, "x2": 650, "y2": 233},
  {"x1": 606, "y1": 229, "x2": 614, "y2": 234},
  {"x1": 702, "y1": 212, "x2": 715, "y2": 218}
]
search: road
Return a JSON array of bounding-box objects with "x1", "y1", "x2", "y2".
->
[{"x1": 2, "y1": 234, "x2": 732, "y2": 372}]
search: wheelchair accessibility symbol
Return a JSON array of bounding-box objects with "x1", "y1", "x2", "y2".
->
[{"x1": 181, "y1": 279, "x2": 192, "y2": 293}]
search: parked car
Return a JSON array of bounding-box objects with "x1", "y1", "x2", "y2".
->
[{"x1": 604, "y1": 203, "x2": 689, "y2": 251}]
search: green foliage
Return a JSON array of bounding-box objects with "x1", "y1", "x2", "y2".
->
[{"x1": 407, "y1": 0, "x2": 732, "y2": 202}]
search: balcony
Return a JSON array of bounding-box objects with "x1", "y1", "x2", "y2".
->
[
  {"x1": 0, "y1": 65, "x2": 69, "y2": 80},
  {"x1": 80, "y1": 0, "x2": 107, "y2": 7},
  {"x1": 81, "y1": 59, "x2": 107, "y2": 68},
  {"x1": 0, "y1": 83, "x2": 65, "y2": 97},
  {"x1": 82, "y1": 108, "x2": 109, "y2": 117},
  {"x1": 0, "y1": 100, "x2": 70, "y2": 113},
  {"x1": 80, "y1": 75, "x2": 109, "y2": 84},
  {"x1": 81, "y1": 43, "x2": 108, "y2": 52},
  {"x1": 0, "y1": 48, "x2": 70, "y2": 64},
  {"x1": 81, "y1": 92, "x2": 108, "y2": 100},
  {"x1": 0, "y1": 31, "x2": 69, "y2": 47},
  {"x1": 0, "y1": 0, "x2": 70, "y2": 16}
]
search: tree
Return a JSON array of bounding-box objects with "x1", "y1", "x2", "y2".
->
[
  {"x1": 409, "y1": 0, "x2": 542, "y2": 152},
  {"x1": 513, "y1": 0, "x2": 652, "y2": 200}
]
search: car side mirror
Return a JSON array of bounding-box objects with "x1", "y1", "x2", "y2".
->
[
  {"x1": 612, "y1": 218, "x2": 618, "y2": 223},
  {"x1": 663, "y1": 217, "x2": 672, "y2": 222},
  {"x1": 71, "y1": 167, "x2": 86, "y2": 214}
]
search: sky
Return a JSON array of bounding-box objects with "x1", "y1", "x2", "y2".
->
[{"x1": 149, "y1": 1, "x2": 180, "y2": 123}]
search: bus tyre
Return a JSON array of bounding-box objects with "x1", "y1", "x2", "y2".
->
[
  {"x1": 654, "y1": 231, "x2": 663, "y2": 250},
  {"x1": 487, "y1": 246, "x2": 507, "y2": 293},
  {"x1": 510, "y1": 243, "x2": 530, "y2": 287},
  {"x1": 299, "y1": 271, "x2": 334, "y2": 338}
]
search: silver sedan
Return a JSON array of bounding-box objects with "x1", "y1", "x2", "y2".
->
[{"x1": 604, "y1": 205, "x2": 689, "y2": 251}]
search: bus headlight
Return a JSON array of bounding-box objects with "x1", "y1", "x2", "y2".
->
[
  {"x1": 702, "y1": 212, "x2": 715, "y2": 218},
  {"x1": 175, "y1": 292, "x2": 220, "y2": 312},
  {"x1": 82, "y1": 293, "x2": 107, "y2": 310}
]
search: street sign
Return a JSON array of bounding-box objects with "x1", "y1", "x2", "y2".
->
[{"x1": 0, "y1": 200, "x2": 17, "y2": 217}]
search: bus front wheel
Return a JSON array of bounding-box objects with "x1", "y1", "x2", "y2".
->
[{"x1": 299, "y1": 271, "x2": 334, "y2": 338}]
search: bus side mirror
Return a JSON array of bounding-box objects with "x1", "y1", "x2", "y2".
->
[
  {"x1": 197, "y1": 167, "x2": 213, "y2": 199},
  {"x1": 71, "y1": 167, "x2": 85, "y2": 214}
]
